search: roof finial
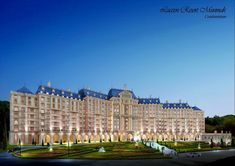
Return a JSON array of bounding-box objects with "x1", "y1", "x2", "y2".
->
[
  {"x1": 47, "y1": 81, "x2": 51, "y2": 87},
  {"x1": 123, "y1": 84, "x2": 128, "y2": 90}
]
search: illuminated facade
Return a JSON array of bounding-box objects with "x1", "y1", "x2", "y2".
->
[{"x1": 9, "y1": 84, "x2": 205, "y2": 145}]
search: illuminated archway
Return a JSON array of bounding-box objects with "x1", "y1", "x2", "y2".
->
[
  {"x1": 77, "y1": 135, "x2": 81, "y2": 142},
  {"x1": 53, "y1": 134, "x2": 59, "y2": 143},
  {"x1": 113, "y1": 133, "x2": 118, "y2": 142},
  {"x1": 45, "y1": 135, "x2": 50, "y2": 144},
  {"x1": 28, "y1": 134, "x2": 33, "y2": 144},
  {"x1": 128, "y1": 134, "x2": 133, "y2": 141},
  {"x1": 70, "y1": 134, "x2": 75, "y2": 143},
  {"x1": 62, "y1": 134, "x2": 68, "y2": 143}
]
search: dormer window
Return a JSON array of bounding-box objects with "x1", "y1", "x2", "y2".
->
[
  {"x1": 70, "y1": 93, "x2": 73, "y2": 96},
  {"x1": 62, "y1": 91, "x2": 64, "y2": 95},
  {"x1": 52, "y1": 89, "x2": 55, "y2": 93},
  {"x1": 42, "y1": 86, "x2": 45, "y2": 90}
]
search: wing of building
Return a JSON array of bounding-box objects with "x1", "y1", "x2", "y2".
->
[{"x1": 9, "y1": 85, "x2": 207, "y2": 144}]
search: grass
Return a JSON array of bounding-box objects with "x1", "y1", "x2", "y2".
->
[
  {"x1": 13, "y1": 142, "x2": 166, "y2": 159},
  {"x1": 0, "y1": 144, "x2": 18, "y2": 152},
  {"x1": 12, "y1": 141, "x2": 233, "y2": 159}
]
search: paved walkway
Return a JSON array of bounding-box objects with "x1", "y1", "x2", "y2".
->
[{"x1": 0, "y1": 149, "x2": 234, "y2": 166}]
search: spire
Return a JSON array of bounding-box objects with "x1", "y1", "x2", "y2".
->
[
  {"x1": 123, "y1": 84, "x2": 128, "y2": 90},
  {"x1": 47, "y1": 81, "x2": 51, "y2": 87}
]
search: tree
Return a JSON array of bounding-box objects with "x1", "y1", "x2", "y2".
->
[
  {"x1": 210, "y1": 139, "x2": 214, "y2": 148},
  {"x1": 32, "y1": 138, "x2": 35, "y2": 145},
  {"x1": 0, "y1": 101, "x2": 10, "y2": 150},
  {"x1": 232, "y1": 138, "x2": 235, "y2": 147},
  {"x1": 220, "y1": 138, "x2": 225, "y2": 148}
]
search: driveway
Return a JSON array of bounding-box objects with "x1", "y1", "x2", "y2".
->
[{"x1": 0, "y1": 149, "x2": 234, "y2": 166}]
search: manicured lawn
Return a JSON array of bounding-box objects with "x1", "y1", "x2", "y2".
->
[
  {"x1": 0, "y1": 144, "x2": 17, "y2": 152},
  {"x1": 14, "y1": 142, "x2": 166, "y2": 159},
  {"x1": 12, "y1": 141, "x2": 232, "y2": 159}
]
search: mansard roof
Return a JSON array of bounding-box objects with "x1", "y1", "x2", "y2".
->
[
  {"x1": 15, "y1": 85, "x2": 201, "y2": 110},
  {"x1": 162, "y1": 103, "x2": 191, "y2": 109},
  {"x1": 192, "y1": 106, "x2": 201, "y2": 111},
  {"x1": 108, "y1": 88, "x2": 137, "y2": 99},
  {"x1": 16, "y1": 86, "x2": 33, "y2": 94},
  {"x1": 162, "y1": 103, "x2": 202, "y2": 110},
  {"x1": 36, "y1": 85, "x2": 81, "y2": 99},
  {"x1": 138, "y1": 98, "x2": 160, "y2": 104},
  {"x1": 79, "y1": 89, "x2": 108, "y2": 100}
]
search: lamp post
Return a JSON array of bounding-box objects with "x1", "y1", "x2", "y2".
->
[
  {"x1": 67, "y1": 139, "x2": 69, "y2": 158},
  {"x1": 19, "y1": 138, "x2": 21, "y2": 156}
]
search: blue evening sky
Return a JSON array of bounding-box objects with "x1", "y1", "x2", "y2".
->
[{"x1": 0, "y1": 0, "x2": 234, "y2": 116}]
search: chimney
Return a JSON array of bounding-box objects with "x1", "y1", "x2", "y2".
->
[
  {"x1": 123, "y1": 84, "x2": 128, "y2": 90},
  {"x1": 47, "y1": 81, "x2": 51, "y2": 87},
  {"x1": 166, "y1": 100, "x2": 168, "y2": 103},
  {"x1": 179, "y1": 99, "x2": 181, "y2": 103}
]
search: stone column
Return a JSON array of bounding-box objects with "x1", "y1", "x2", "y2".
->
[
  {"x1": 25, "y1": 132, "x2": 28, "y2": 144},
  {"x1": 67, "y1": 133, "x2": 70, "y2": 143},
  {"x1": 94, "y1": 133, "x2": 97, "y2": 143},
  {"x1": 81, "y1": 133, "x2": 84, "y2": 143},
  {"x1": 50, "y1": 133, "x2": 54, "y2": 145},
  {"x1": 9, "y1": 132, "x2": 14, "y2": 144},
  {"x1": 40, "y1": 133, "x2": 45, "y2": 145},
  {"x1": 110, "y1": 133, "x2": 113, "y2": 142}
]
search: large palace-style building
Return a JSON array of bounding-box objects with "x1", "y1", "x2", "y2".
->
[{"x1": 10, "y1": 83, "x2": 207, "y2": 145}]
